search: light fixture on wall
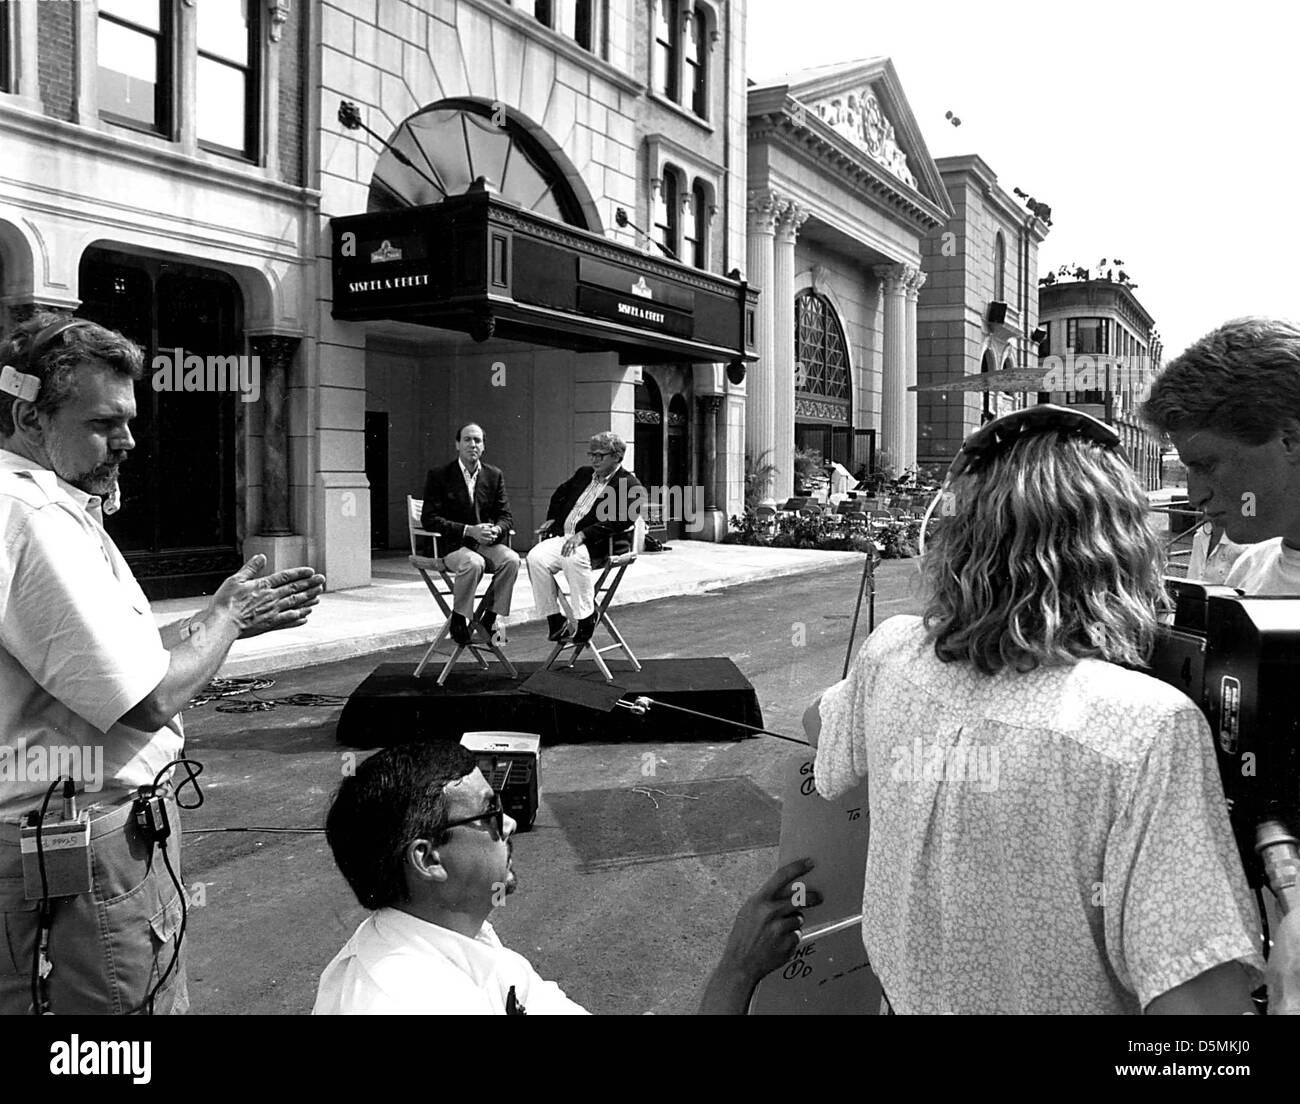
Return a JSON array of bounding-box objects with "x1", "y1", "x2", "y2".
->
[{"x1": 614, "y1": 207, "x2": 678, "y2": 261}]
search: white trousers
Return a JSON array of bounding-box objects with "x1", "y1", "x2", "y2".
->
[
  {"x1": 442, "y1": 544, "x2": 520, "y2": 618},
  {"x1": 526, "y1": 537, "x2": 595, "y2": 619}
]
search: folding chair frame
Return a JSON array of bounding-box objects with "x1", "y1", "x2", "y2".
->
[
  {"x1": 543, "y1": 518, "x2": 645, "y2": 683},
  {"x1": 407, "y1": 496, "x2": 517, "y2": 686}
]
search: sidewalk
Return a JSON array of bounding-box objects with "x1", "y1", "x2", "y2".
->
[{"x1": 150, "y1": 542, "x2": 865, "y2": 677}]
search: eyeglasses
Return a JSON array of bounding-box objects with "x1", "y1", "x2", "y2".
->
[
  {"x1": 443, "y1": 792, "x2": 506, "y2": 839},
  {"x1": 586, "y1": 450, "x2": 612, "y2": 459}
]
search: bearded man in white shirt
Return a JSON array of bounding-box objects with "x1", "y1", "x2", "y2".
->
[
  {"x1": 314, "y1": 740, "x2": 818, "y2": 1014},
  {"x1": 0, "y1": 312, "x2": 324, "y2": 1014},
  {"x1": 1142, "y1": 317, "x2": 1300, "y2": 595}
]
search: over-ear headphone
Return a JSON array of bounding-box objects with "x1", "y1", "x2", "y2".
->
[{"x1": 1, "y1": 317, "x2": 95, "y2": 404}]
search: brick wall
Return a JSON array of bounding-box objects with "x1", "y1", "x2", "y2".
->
[
  {"x1": 38, "y1": 1, "x2": 75, "y2": 121},
  {"x1": 277, "y1": 0, "x2": 303, "y2": 184}
]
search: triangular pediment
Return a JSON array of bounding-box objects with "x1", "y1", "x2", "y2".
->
[{"x1": 760, "y1": 58, "x2": 950, "y2": 214}]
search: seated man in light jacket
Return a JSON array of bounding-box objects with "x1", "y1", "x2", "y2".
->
[{"x1": 527, "y1": 431, "x2": 643, "y2": 645}]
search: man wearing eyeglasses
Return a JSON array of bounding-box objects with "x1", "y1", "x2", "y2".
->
[
  {"x1": 527, "y1": 431, "x2": 643, "y2": 645},
  {"x1": 314, "y1": 741, "x2": 818, "y2": 1014}
]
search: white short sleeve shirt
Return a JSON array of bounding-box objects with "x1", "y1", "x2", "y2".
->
[
  {"x1": 313, "y1": 908, "x2": 590, "y2": 1014},
  {"x1": 0, "y1": 450, "x2": 178, "y2": 820},
  {"x1": 1224, "y1": 537, "x2": 1300, "y2": 595}
]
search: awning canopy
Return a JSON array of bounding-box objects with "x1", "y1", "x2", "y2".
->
[{"x1": 330, "y1": 185, "x2": 759, "y2": 367}]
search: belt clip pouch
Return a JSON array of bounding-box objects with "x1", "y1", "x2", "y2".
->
[{"x1": 20, "y1": 812, "x2": 93, "y2": 900}]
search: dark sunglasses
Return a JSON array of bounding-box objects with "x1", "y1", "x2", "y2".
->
[
  {"x1": 443, "y1": 791, "x2": 505, "y2": 838},
  {"x1": 946, "y1": 404, "x2": 1125, "y2": 481}
]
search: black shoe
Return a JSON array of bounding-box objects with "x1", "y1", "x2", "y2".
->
[
  {"x1": 572, "y1": 613, "x2": 597, "y2": 645},
  {"x1": 546, "y1": 613, "x2": 572, "y2": 642},
  {"x1": 449, "y1": 613, "x2": 472, "y2": 646},
  {"x1": 476, "y1": 610, "x2": 496, "y2": 633}
]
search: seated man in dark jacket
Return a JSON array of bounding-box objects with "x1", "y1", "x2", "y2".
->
[
  {"x1": 527, "y1": 431, "x2": 642, "y2": 644},
  {"x1": 421, "y1": 423, "x2": 519, "y2": 645}
]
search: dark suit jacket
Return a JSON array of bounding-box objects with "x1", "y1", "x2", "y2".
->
[
  {"x1": 543, "y1": 465, "x2": 643, "y2": 568},
  {"x1": 421, "y1": 460, "x2": 514, "y2": 551}
]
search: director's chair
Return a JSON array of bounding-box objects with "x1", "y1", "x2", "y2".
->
[
  {"x1": 407, "y1": 496, "x2": 517, "y2": 685},
  {"x1": 543, "y1": 515, "x2": 647, "y2": 683}
]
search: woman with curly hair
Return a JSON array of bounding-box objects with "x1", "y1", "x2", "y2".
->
[{"x1": 804, "y1": 407, "x2": 1264, "y2": 1014}]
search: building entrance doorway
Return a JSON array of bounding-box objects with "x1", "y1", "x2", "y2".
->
[{"x1": 78, "y1": 248, "x2": 243, "y2": 599}]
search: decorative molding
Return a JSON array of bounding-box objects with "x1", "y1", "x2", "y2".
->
[
  {"x1": 873, "y1": 263, "x2": 913, "y2": 294},
  {"x1": 748, "y1": 111, "x2": 946, "y2": 233},
  {"x1": 776, "y1": 201, "x2": 810, "y2": 243},
  {"x1": 746, "y1": 188, "x2": 784, "y2": 235},
  {"x1": 810, "y1": 86, "x2": 916, "y2": 188},
  {"x1": 795, "y1": 396, "x2": 850, "y2": 422},
  {"x1": 268, "y1": 0, "x2": 290, "y2": 43}
]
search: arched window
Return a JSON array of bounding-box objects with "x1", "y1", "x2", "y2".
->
[
  {"x1": 994, "y1": 231, "x2": 1006, "y2": 302},
  {"x1": 653, "y1": 0, "x2": 680, "y2": 101},
  {"x1": 654, "y1": 168, "x2": 681, "y2": 259},
  {"x1": 684, "y1": 7, "x2": 708, "y2": 117},
  {"x1": 681, "y1": 179, "x2": 708, "y2": 269},
  {"x1": 367, "y1": 100, "x2": 587, "y2": 227},
  {"x1": 795, "y1": 291, "x2": 850, "y2": 406}
]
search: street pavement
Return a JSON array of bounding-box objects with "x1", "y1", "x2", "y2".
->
[{"x1": 177, "y1": 555, "x2": 927, "y2": 1014}]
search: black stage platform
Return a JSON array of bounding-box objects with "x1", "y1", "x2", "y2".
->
[{"x1": 337, "y1": 658, "x2": 764, "y2": 747}]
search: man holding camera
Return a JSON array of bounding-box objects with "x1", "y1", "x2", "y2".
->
[
  {"x1": 1143, "y1": 315, "x2": 1300, "y2": 1013},
  {"x1": 0, "y1": 313, "x2": 324, "y2": 1014}
]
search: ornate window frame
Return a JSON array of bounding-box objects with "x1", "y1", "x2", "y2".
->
[
  {"x1": 645, "y1": 133, "x2": 720, "y2": 270},
  {"x1": 649, "y1": 0, "x2": 716, "y2": 121}
]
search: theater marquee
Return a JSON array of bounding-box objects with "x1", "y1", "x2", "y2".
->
[{"x1": 330, "y1": 184, "x2": 757, "y2": 368}]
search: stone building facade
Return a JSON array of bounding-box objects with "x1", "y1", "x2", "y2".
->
[
  {"x1": 318, "y1": 0, "x2": 752, "y2": 585},
  {"x1": 916, "y1": 155, "x2": 1049, "y2": 475},
  {"x1": 746, "y1": 59, "x2": 952, "y2": 500},
  {"x1": 0, "y1": 0, "x2": 312, "y2": 598},
  {"x1": 1036, "y1": 276, "x2": 1165, "y2": 490},
  {"x1": 1, "y1": 0, "x2": 754, "y2": 598}
]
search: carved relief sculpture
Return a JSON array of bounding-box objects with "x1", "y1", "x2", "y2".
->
[{"x1": 813, "y1": 87, "x2": 917, "y2": 189}]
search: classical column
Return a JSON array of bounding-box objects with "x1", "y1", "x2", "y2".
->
[
  {"x1": 745, "y1": 189, "x2": 782, "y2": 502},
  {"x1": 699, "y1": 394, "x2": 721, "y2": 511},
  {"x1": 773, "y1": 199, "x2": 809, "y2": 500},
  {"x1": 249, "y1": 335, "x2": 300, "y2": 536},
  {"x1": 903, "y1": 266, "x2": 925, "y2": 472},
  {"x1": 873, "y1": 264, "x2": 909, "y2": 474}
]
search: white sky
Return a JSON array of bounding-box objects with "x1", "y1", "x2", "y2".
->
[{"x1": 747, "y1": 0, "x2": 1300, "y2": 358}]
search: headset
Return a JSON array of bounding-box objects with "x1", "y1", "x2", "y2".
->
[
  {"x1": 917, "y1": 404, "x2": 1126, "y2": 554},
  {"x1": 0, "y1": 317, "x2": 97, "y2": 404}
]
